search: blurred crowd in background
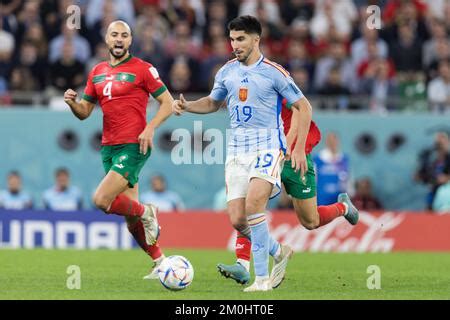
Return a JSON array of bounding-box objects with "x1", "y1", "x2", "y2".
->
[{"x1": 1, "y1": 0, "x2": 450, "y2": 112}]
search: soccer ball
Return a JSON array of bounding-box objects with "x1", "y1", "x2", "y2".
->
[{"x1": 158, "y1": 255, "x2": 194, "y2": 291}]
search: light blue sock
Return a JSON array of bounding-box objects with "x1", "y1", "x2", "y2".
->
[
  {"x1": 269, "y1": 236, "x2": 280, "y2": 257},
  {"x1": 248, "y1": 213, "x2": 270, "y2": 277},
  {"x1": 243, "y1": 222, "x2": 279, "y2": 257}
]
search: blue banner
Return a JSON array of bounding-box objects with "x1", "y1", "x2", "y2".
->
[{"x1": 0, "y1": 210, "x2": 138, "y2": 249}]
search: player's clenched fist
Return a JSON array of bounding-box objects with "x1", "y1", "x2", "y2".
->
[
  {"x1": 172, "y1": 93, "x2": 188, "y2": 115},
  {"x1": 64, "y1": 89, "x2": 78, "y2": 103}
]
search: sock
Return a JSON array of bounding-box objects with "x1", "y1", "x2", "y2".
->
[
  {"x1": 107, "y1": 194, "x2": 145, "y2": 217},
  {"x1": 127, "y1": 220, "x2": 163, "y2": 260},
  {"x1": 269, "y1": 237, "x2": 281, "y2": 259},
  {"x1": 236, "y1": 232, "x2": 251, "y2": 268},
  {"x1": 247, "y1": 213, "x2": 270, "y2": 277},
  {"x1": 318, "y1": 203, "x2": 346, "y2": 227}
]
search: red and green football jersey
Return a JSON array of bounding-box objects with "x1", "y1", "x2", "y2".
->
[
  {"x1": 82, "y1": 55, "x2": 167, "y2": 145},
  {"x1": 281, "y1": 98, "x2": 321, "y2": 154}
]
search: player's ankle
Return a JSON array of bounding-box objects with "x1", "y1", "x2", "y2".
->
[
  {"x1": 237, "y1": 259, "x2": 250, "y2": 272},
  {"x1": 342, "y1": 202, "x2": 349, "y2": 216}
]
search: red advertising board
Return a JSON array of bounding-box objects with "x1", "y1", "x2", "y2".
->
[{"x1": 157, "y1": 211, "x2": 450, "y2": 252}]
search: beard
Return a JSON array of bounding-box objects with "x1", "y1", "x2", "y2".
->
[
  {"x1": 109, "y1": 47, "x2": 128, "y2": 59},
  {"x1": 236, "y1": 47, "x2": 253, "y2": 63}
]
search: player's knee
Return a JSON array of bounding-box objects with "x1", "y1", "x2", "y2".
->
[
  {"x1": 302, "y1": 218, "x2": 320, "y2": 230},
  {"x1": 92, "y1": 193, "x2": 111, "y2": 212},
  {"x1": 245, "y1": 199, "x2": 264, "y2": 215}
]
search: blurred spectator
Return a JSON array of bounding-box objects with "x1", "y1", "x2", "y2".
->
[
  {"x1": 8, "y1": 66, "x2": 38, "y2": 92},
  {"x1": 0, "y1": 22, "x2": 15, "y2": 82},
  {"x1": 48, "y1": 24, "x2": 91, "y2": 64},
  {"x1": 0, "y1": 0, "x2": 22, "y2": 17},
  {"x1": 422, "y1": 19, "x2": 449, "y2": 69},
  {"x1": 135, "y1": 4, "x2": 170, "y2": 44},
  {"x1": 280, "y1": 0, "x2": 314, "y2": 26},
  {"x1": 313, "y1": 132, "x2": 350, "y2": 205},
  {"x1": 427, "y1": 59, "x2": 450, "y2": 113},
  {"x1": 425, "y1": 39, "x2": 450, "y2": 82},
  {"x1": 49, "y1": 41, "x2": 85, "y2": 92},
  {"x1": 22, "y1": 22, "x2": 48, "y2": 60},
  {"x1": 167, "y1": 59, "x2": 197, "y2": 93},
  {"x1": 310, "y1": 0, "x2": 357, "y2": 43},
  {"x1": 204, "y1": 0, "x2": 228, "y2": 41},
  {"x1": 200, "y1": 37, "x2": 230, "y2": 90},
  {"x1": 13, "y1": 0, "x2": 42, "y2": 46},
  {"x1": 288, "y1": 17, "x2": 318, "y2": 57},
  {"x1": 351, "y1": 177, "x2": 383, "y2": 211},
  {"x1": 43, "y1": 167, "x2": 83, "y2": 211},
  {"x1": 0, "y1": 171, "x2": 33, "y2": 210},
  {"x1": 314, "y1": 41, "x2": 355, "y2": 93},
  {"x1": 351, "y1": 26, "x2": 389, "y2": 71},
  {"x1": 432, "y1": 181, "x2": 450, "y2": 213},
  {"x1": 285, "y1": 40, "x2": 314, "y2": 81},
  {"x1": 359, "y1": 57, "x2": 398, "y2": 112},
  {"x1": 141, "y1": 174, "x2": 184, "y2": 212},
  {"x1": 86, "y1": 0, "x2": 136, "y2": 28},
  {"x1": 15, "y1": 40, "x2": 47, "y2": 90},
  {"x1": 383, "y1": 0, "x2": 428, "y2": 27},
  {"x1": 317, "y1": 66, "x2": 351, "y2": 110},
  {"x1": 134, "y1": 27, "x2": 166, "y2": 71},
  {"x1": 388, "y1": 21, "x2": 423, "y2": 74},
  {"x1": 164, "y1": 19, "x2": 201, "y2": 59},
  {"x1": 415, "y1": 131, "x2": 450, "y2": 210},
  {"x1": 290, "y1": 66, "x2": 313, "y2": 95},
  {"x1": 239, "y1": 0, "x2": 282, "y2": 25}
]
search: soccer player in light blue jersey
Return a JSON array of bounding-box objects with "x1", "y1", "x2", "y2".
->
[{"x1": 173, "y1": 15, "x2": 314, "y2": 291}]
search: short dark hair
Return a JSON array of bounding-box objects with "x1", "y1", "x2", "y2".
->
[
  {"x1": 228, "y1": 15, "x2": 262, "y2": 36},
  {"x1": 8, "y1": 170, "x2": 20, "y2": 178},
  {"x1": 55, "y1": 167, "x2": 69, "y2": 176}
]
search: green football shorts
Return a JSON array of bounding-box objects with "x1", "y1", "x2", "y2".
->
[
  {"x1": 100, "y1": 143, "x2": 151, "y2": 188},
  {"x1": 281, "y1": 154, "x2": 316, "y2": 200}
]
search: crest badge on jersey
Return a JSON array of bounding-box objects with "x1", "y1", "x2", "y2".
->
[{"x1": 239, "y1": 87, "x2": 248, "y2": 102}]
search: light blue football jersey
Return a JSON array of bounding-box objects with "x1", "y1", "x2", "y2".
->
[
  {"x1": 0, "y1": 190, "x2": 32, "y2": 210},
  {"x1": 210, "y1": 54, "x2": 303, "y2": 155}
]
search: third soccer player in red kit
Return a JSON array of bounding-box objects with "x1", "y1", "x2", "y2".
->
[{"x1": 64, "y1": 20, "x2": 174, "y2": 279}]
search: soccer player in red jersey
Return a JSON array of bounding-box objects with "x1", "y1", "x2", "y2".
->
[
  {"x1": 64, "y1": 21, "x2": 174, "y2": 279},
  {"x1": 217, "y1": 97, "x2": 360, "y2": 285}
]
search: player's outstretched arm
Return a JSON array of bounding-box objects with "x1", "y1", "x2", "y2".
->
[
  {"x1": 64, "y1": 89, "x2": 95, "y2": 120},
  {"x1": 290, "y1": 96, "x2": 312, "y2": 175},
  {"x1": 137, "y1": 90, "x2": 174, "y2": 155},
  {"x1": 172, "y1": 94, "x2": 223, "y2": 115}
]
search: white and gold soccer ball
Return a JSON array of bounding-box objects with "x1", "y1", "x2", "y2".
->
[{"x1": 158, "y1": 255, "x2": 194, "y2": 291}]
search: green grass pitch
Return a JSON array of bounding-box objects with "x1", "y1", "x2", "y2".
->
[{"x1": 0, "y1": 249, "x2": 449, "y2": 300}]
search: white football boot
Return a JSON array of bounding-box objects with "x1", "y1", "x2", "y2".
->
[
  {"x1": 143, "y1": 256, "x2": 165, "y2": 280},
  {"x1": 140, "y1": 204, "x2": 160, "y2": 245},
  {"x1": 270, "y1": 244, "x2": 294, "y2": 288},
  {"x1": 243, "y1": 277, "x2": 273, "y2": 292}
]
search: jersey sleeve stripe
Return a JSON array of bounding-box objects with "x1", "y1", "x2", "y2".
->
[
  {"x1": 226, "y1": 58, "x2": 237, "y2": 64},
  {"x1": 263, "y1": 59, "x2": 290, "y2": 78},
  {"x1": 82, "y1": 93, "x2": 97, "y2": 103},
  {"x1": 151, "y1": 85, "x2": 167, "y2": 98}
]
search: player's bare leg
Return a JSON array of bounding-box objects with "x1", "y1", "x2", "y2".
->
[
  {"x1": 292, "y1": 195, "x2": 359, "y2": 230},
  {"x1": 93, "y1": 170, "x2": 159, "y2": 244},
  {"x1": 217, "y1": 198, "x2": 251, "y2": 285},
  {"x1": 121, "y1": 185, "x2": 165, "y2": 279}
]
